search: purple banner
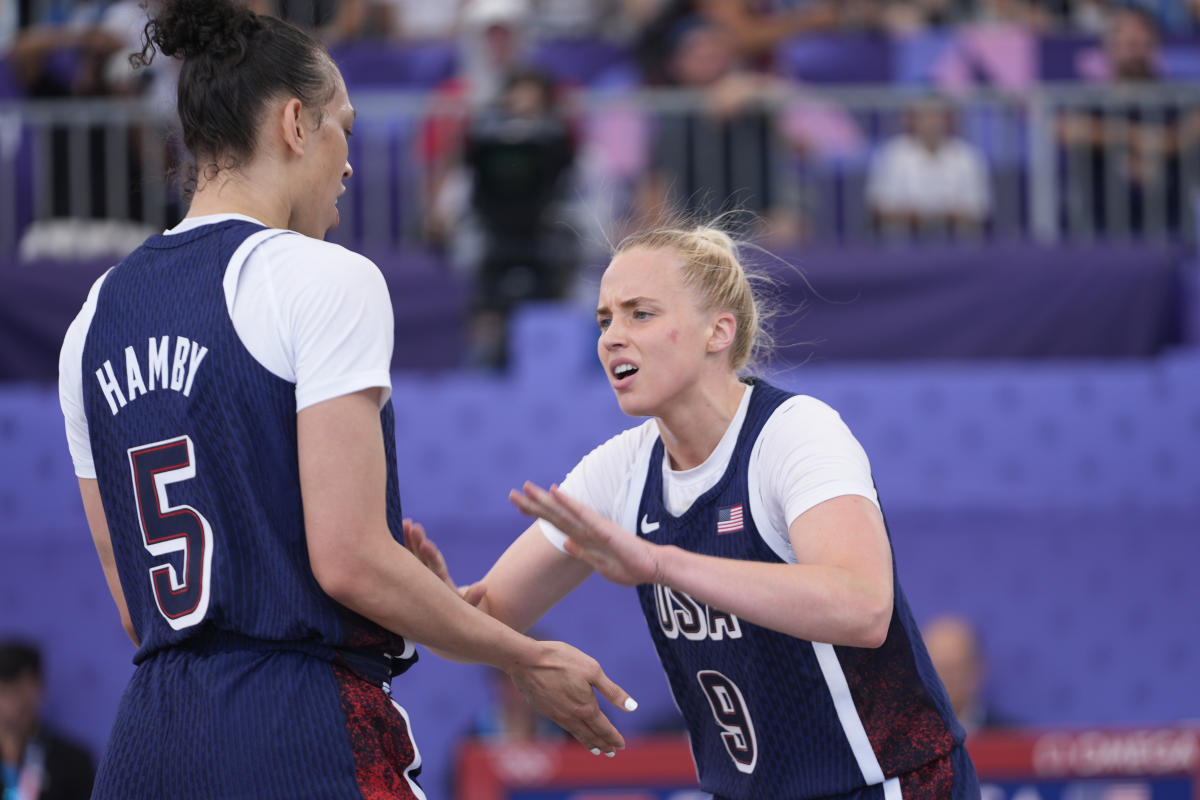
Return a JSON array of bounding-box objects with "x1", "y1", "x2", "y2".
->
[{"x1": 759, "y1": 241, "x2": 1186, "y2": 363}]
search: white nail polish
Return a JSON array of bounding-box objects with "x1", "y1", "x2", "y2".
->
[
  {"x1": 590, "y1": 748, "x2": 601, "y2": 756},
  {"x1": 605, "y1": 751, "x2": 615, "y2": 758},
  {"x1": 624, "y1": 697, "x2": 638, "y2": 712}
]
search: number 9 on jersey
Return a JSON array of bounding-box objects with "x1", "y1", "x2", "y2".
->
[{"x1": 698, "y1": 669, "x2": 758, "y2": 774}]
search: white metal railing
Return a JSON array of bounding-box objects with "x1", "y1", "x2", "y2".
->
[{"x1": 0, "y1": 83, "x2": 1196, "y2": 257}]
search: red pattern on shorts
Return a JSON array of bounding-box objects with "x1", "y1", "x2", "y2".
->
[{"x1": 333, "y1": 663, "x2": 421, "y2": 800}]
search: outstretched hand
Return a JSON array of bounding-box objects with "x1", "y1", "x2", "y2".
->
[
  {"x1": 508, "y1": 482, "x2": 663, "y2": 587},
  {"x1": 508, "y1": 639, "x2": 638, "y2": 756},
  {"x1": 402, "y1": 518, "x2": 486, "y2": 606}
]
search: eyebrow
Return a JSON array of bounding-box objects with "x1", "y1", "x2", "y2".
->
[{"x1": 596, "y1": 297, "x2": 653, "y2": 316}]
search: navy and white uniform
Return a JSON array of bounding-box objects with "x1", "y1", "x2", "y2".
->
[
  {"x1": 58, "y1": 215, "x2": 425, "y2": 799},
  {"x1": 543, "y1": 380, "x2": 978, "y2": 800}
]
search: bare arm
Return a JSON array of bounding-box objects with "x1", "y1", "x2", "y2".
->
[
  {"x1": 400, "y1": 519, "x2": 592, "y2": 664},
  {"x1": 78, "y1": 478, "x2": 138, "y2": 646},
  {"x1": 512, "y1": 484, "x2": 893, "y2": 648},
  {"x1": 300, "y1": 389, "x2": 633, "y2": 751},
  {"x1": 9, "y1": 26, "x2": 81, "y2": 87},
  {"x1": 476, "y1": 523, "x2": 595, "y2": 633}
]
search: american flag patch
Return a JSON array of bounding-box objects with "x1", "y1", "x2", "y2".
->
[{"x1": 716, "y1": 504, "x2": 744, "y2": 534}]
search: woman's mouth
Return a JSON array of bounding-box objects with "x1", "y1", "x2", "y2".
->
[{"x1": 612, "y1": 363, "x2": 639, "y2": 386}]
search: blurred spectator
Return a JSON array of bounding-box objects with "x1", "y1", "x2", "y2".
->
[
  {"x1": 528, "y1": 0, "x2": 625, "y2": 40},
  {"x1": 248, "y1": 0, "x2": 341, "y2": 29},
  {"x1": 0, "y1": 640, "x2": 94, "y2": 800},
  {"x1": 421, "y1": 0, "x2": 536, "y2": 245},
  {"x1": 1091, "y1": 3, "x2": 1161, "y2": 80},
  {"x1": 1124, "y1": 0, "x2": 1200, "y2": 35},
  {"x1": 460, "y1": 67, "x2": 578, "y2": 368},
  {"x1": 1059, "y1": 6, "x2": 1198, "y2": 235},
  {"x1": 871, "y1": 0, "x2": 975, "y2": 35},
  {"x1": 1064, "y1": 0, "x2": 1113, "y2": 35},
  {"x1": 636, "y1": 15, "x2": 802, "y2": 241},
  {"x1": 323, "y1": 0, "x2": 463, "y2": 42},
  {"x1": 417, "y1": 0, "x2": 584, "y2": 369},
  {"x1": 8, "y1": 1, "x2": 176, "y2": 232},
  {"x1": 634, "y1": 0, "x2": 838, "y2": 85},
  {"x1": 922, "y1": 615, "x2": 1014, "y2": 736},
  {"x1": 866, "y1": 94, "x2": 991, "y2": 238},
  {"x1": 9, "y1": 3, "x2": 133, "y2": 98}
]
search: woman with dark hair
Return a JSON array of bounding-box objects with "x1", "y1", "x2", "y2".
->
[{"x1": 56, "y1": 2, "x2": 632, "y2": 797}]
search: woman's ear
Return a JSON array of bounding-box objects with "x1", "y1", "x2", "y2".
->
[
  {"x1": 279, "y1": 98, "x2": 306, "y2": 157},
  {"x1": 707, "y1": 312, "x2": 737, "y2": 355}
]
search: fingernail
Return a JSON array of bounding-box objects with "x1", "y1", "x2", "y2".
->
[
  {"x1": 624, "y1": 697, "x2": 638, "y2": 712},
  {"x1": 590, "y1": 748, "x2": 601, "y2": 756},
  {"x1": 605, "y1": 751, "x2": 615, "y2": 758}
]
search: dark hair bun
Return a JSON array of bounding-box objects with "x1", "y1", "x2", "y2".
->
[
  {"x1": 139, "y1": 0, "x2": 263, "y2": 65},
  {"x1": 134, "y1": 0, "x2": 329, "y2": 169}
]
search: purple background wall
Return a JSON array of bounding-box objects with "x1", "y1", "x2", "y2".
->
[
  {"x1": 3, "y1": 306, "x2": 1200, "y2": 794},
  {"x1": 0, "y1": 242, "x2": 1187, "y2": 382}
]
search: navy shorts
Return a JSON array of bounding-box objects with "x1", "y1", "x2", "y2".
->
[{"x1": 93, "y1": 644, "x2": 425, "y2": 799}]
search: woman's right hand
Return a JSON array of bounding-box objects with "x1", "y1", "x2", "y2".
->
[{"x1": 402, "y1": 518, "x2": 487, "y2": 607}]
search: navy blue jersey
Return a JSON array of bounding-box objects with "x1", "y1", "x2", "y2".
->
[
  {"x1": 634, "y1": 380, "x2": 963, "y2": 800},
  {"x1": 80, "y1": 220, "x2": 414, "y2": 672}
]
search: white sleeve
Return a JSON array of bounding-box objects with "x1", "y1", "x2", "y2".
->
[
  {"x1": 752, "y1": 396, "x2": 880, "y2": 558},
  {"x1": 539, "y1": 422, "x2": 656, "y2": 552},
  {"x1": 58, "y1": 269, "x2": 112, "y2": 479},
  {"x1": 228, "y1": 233, "x2": 394, "y2": 411}
]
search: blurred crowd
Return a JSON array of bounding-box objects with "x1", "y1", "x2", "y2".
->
[
  {"x1": 1, "y1": 0, "x2": 1197, "y2": 365},
  {"x1": 4, "y1": 0, "x2": 1190, "y2": 50}
]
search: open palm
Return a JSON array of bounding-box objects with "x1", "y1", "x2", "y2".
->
[{"x1": 509, "y1": 482, "x2": 663, "y2": 587}]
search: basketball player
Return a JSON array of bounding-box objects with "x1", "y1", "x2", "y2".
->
[
  {"x1": 407, "y1": 224, "x2": 981, "y2": 799},
  {"x1": 56, "y1": 2, "x2": 632, "y2": 797}
]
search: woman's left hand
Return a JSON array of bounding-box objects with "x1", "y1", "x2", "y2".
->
[{"x1": 509, "y1": 481, "x2": 663, "y2": 587}]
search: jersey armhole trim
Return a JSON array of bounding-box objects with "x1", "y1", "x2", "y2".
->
[
  {"x1": 747, "y1": 430, "x2": 794, "y2": 564},
  {"x1": 64, "y1": 267, "x2": 114, "y2": 480},
  {"x1": 620, "y1": 430, "x2": 658, "y2": 535},
  {"x1": 223, "y1": 228, "x2": 295, "y2": 381}
]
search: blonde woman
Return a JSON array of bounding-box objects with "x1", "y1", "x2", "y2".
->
[{"x1": 409, "y1": 224, "x2": 980, "y2": 799}]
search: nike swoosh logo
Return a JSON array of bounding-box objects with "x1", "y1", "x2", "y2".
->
[{"x1": 640, "y1": 515, "x2": 660, "y2": 534}]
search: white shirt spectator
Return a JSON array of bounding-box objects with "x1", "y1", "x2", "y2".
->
[
  {"x1": 866, "y1": 134, "x2": 991, "y2": 221},
  {"x1": 383, "y1": 0, "x2": 463, "y2": 39}
]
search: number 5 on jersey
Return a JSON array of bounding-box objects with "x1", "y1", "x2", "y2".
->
[
  {"x1": 698, "y1": 670, "x2": 758, "y2": 773},
  {"x1": 127, "y1": 435, "x2": 213, "y2": 629}
]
